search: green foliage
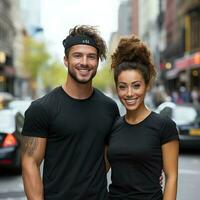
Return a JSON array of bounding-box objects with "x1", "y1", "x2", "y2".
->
[
  {"x1": 41, "y1": 61, "x2": 67, "y2": 88},
  {"x1": 93, "y1": 62, "x2": 115, "y2": 91},
  {"x1": 20, "y1": 36, "x2": 67, "y2": 90},
  {"x1": 20, "y1": 37, "x2": 50, "y2": 80}
]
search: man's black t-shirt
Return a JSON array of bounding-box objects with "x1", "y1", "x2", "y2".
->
[
  {"x1": 108, "y1": 112, "x2": 179, "y2": 200},
  {"x1": 22, "y1": 86, "x2": 119, "y2": 200}
]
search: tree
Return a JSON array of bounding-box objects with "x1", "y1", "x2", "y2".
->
[
  {"x1": 93, "y1": 55, "x2": 115, "y2": 93},
  {"x1": 41, "y1": 61, "x2": 67, "y2": 90},
  {"x1": 20, "y1": 36, "x2": 50, "y2": 80}
]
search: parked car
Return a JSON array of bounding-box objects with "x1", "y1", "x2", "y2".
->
[
  {"x1": 0, "y1": 92, "x2": 14, "y2": 110},
  {"x1": 8, "y1": 99, "x2": 32, "y2": 116},
  {"x1": 155, "y1": 102, "x2": 200, "y2": 149},
  {"x1": 0, "y1": 109, "x2": 24, "y2": 172}
]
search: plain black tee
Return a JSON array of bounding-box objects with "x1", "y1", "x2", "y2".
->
[
  {"x1": 22, "y1": 86, "x2": 119, "y2": 200},
  {"x1": 108, "y1": 112, "x2": 179, "y2": 200}
]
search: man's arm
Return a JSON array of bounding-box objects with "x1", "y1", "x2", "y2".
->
[{"x1": 21, "y1": 136, "x2": 47, "y2": 200}]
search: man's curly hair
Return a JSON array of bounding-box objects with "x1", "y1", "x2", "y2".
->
[
  {"x1": 111, "y1": 34, "x2": 156, "y2": 87},
  {"x1": 64, "y1": 25, "x2": 107, "y2": 61}
]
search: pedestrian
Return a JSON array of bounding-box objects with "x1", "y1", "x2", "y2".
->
[
  {"x1": 191, "y1": 87, "x2": 199, "y2": 106},
  {"x1": 107, "y1": 35, "x2": 179, "y2": 200},
  {"x1": 21, "y1": 25, "x2": 119, "y2": 200}
]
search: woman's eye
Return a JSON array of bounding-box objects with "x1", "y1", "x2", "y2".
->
[
  {"x1": 132, "y1": 84, "x2": 140, "y2": 89},
  {"x1": 118, "y1": 85, "x2": 126, "y2": 90}
]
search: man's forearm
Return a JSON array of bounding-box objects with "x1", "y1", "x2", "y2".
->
[{"x1": 22, "y1": 163, "x2": 44, "y2": 200}]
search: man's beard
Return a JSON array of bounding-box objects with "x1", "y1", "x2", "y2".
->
[{"x1": 68, "y1": 65, "x2": 97, "y2": 84}]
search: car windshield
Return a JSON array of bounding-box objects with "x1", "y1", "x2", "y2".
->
[
  {"x1": 8, "y1": 100, "x2": 32, "y2": 115},
  {"x1": 0, "y1": 110, "x2": 15, "y2": 132},
  {"x1": 173, "y1": 106, "x2": 197, "y2": 125}
]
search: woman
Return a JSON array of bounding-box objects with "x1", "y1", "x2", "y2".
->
[{"x1": 107, "y1": 35, "x2": 179, "y2": 200}]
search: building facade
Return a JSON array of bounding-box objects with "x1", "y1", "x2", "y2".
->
[
  {"x1": 118, "y1": 0, "x2": 132, "y2": 36},
  {"x1": 0, "y1": 0, "x2": 16, "y2": 94},
  {"x1": 161, "y1": 0, "x2": 200, "y2": 92}
]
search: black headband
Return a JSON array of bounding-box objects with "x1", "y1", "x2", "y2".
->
[{"x1": 62, "y1": 35, "x2": 98, "y2": 50}]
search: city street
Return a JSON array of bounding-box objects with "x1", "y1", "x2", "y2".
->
[
  {"x1": 0, "y1": 0, "x2": 200, "y2": 199},
  {"x1": 0, "y1": 170, "x2": 25, "y2": 200},
  {"x1": 177, "y1": 150, "x2": 200, "y2": 200},
  {"x1": 0, "y1": 150, "x2": 199, "y2": 199}
]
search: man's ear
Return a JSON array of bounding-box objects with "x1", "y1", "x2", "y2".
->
[{"x1": 64, "y1": 55, "x2": 68, "y2": 67}]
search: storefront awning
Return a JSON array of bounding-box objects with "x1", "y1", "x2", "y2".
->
[
  {"x1": 165, "y1": 68, "x2": 179, "y2": 79},
  {"x1": 175, "y1": 52, "x2": 200, "y2": 70}
]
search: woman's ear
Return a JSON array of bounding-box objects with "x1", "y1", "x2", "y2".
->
[{"x1": 146, "y1": 84, "x2": 151, "y2": 92}]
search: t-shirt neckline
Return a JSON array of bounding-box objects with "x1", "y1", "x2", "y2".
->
[
  {"x1": 59, "y1": 86, "x2": 95, "y2": 102},
  {"x1": 123, "y1": 111, "x2": 153, "y2": 126}
]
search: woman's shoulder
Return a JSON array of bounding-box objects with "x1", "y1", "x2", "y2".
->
[
  {"x1": 150, "y1": 112, "x2": 179, "y2": 142},
  {"x1": 149, "y1": 111, "x2": 176, "y2": 126}
]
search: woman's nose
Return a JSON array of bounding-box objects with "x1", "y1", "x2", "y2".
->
[{"x1": 127, "y1": 86, "x2": 133, "y2": 97}]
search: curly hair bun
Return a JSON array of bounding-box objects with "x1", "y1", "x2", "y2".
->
[
  {"x1": 111, "y1": 34, "x2": 156, "y2": 87},
  {"x1": 111, "y1": 35, "x2": 152, "y2": 69}
]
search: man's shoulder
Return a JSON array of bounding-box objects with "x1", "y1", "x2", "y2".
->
[
  {"x1": 35, "y1": 86, "x2": 61, "y2": 105},
  {"x1": 29, "y1": 86, "x2": 61, "y2": 112}
]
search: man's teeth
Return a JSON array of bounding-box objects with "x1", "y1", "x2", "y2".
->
[{"x1": 79, "y1": 69, "x2": 88, "y2": 71}]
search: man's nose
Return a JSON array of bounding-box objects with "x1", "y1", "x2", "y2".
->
[{"x1": 80, "y1": 56, "x2": 88, "y2": 66}]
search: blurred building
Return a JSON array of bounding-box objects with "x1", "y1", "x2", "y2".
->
[
  {"x1": 109, "y1": 0, "x2": 138, "y2": 53},
  {"x1": 0, "y1": 0, "x2": 43, "y2": 98},
  {"x1": 108, "y1": 0, "x2": 199, "y2": 105},
  {"x1": 108, "y1": 0, "x2": 133, "y2": 56},
  {"x1": 117, "y1": 0, "x2": 139, "y2": 36},
  {"x1": 20, "y1": 0, "x2": 42, "y2": 36},
  {"x1": 14, "y1": 0, "x2": 43, "y2": 98},
  {"x1": 0, "y1": 0, "x2": 16, "y2": 94},
  {"x1": 130, "y1": 0, "x2": 139, "y2": 35},
  {"x1": 160, "y1": 0, "x2": 200, "y2": 93},
  {"x1": 118, "y1": 0, "x2": 132, "y2": 36},
  {"x1": 139, "y1": 0, "x2": 160, "y2": 76}
]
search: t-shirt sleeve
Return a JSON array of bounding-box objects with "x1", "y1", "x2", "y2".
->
[
  {"x1": 104, "y1": 103, "x2": 120, "y2": 145},
  {"x1": 22, "y1": 101, "x2": 50, "y2": 138},
  {"x1": 160, "y1": 117, "x2": 179, "y2": 145}
]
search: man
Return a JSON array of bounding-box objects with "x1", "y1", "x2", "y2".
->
[{"x1": 21, "y1": 25, "x2": 119, "y2": 200}]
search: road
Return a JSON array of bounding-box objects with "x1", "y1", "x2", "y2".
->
[
  {"x1": 0, "y1": 150, "x2": 200, "y2": 199},
  {"x1": 177, "y1": 150, "x2": 200, "y2": 200},
  {"x1": 0, "y1": 170, "x2": 25, "y2": 200}
]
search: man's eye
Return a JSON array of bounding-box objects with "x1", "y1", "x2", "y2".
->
[
  {"x1": 74, "y1": 54, "x2": 81, "y2": 58},
  {"x1": 88, "y1": 55, "x2": 97, "y2": 59}
]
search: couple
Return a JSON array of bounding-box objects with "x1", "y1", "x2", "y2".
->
[{"x1": 21, "y1": 25, "x2": 179, "y2": 200}]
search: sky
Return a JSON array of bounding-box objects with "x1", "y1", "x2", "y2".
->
[{"x1": 41, "y1": 0, "x2": 124, "y2": 60}]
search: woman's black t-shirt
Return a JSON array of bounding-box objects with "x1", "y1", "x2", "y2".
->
[{"x1": 108, "y1": 112, "x2": 179, "y2": 200}]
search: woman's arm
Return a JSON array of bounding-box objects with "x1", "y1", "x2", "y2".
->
[
  {"x1": 162, "y1": 140, "x2": 179, "y2": 200},
  {"x1": 104, "y1": 145, "x2": 110, "y2": 173},
  {"x1": 21, "y1": 136, "x2": 47, "y2": 200}
]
